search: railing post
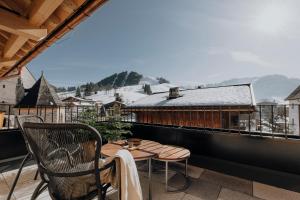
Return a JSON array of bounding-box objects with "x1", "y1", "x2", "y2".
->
[
  {"x1": 71, "y1": 106, "x2": 73, "y2": 122},
  {"x1": 271, "y1": 105, "x2": 274, "y2": 138},
  {"x1": 51, "y1": 106, "x2": 54, "y2": 123},
  {"x1": 259, "y1": 105, "x2": 262, "y2": 137},
  {"x1": 248, "y1": 110, "x2": 251, "y2": 134},
  {"x1": 284, "y1": 105, "x2": 287, "y2": 139},
  {"x1": 8, "y1": 105, "x2": 11, "y2": 129}
]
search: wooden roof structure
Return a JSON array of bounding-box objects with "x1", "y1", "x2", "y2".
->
[
  {"x1": 16, "y1": 73, "x2": 63, "y2": 107},
  {"x1": 285, "y1": 85, "x2": 300, "y2": 101},
  {"x1": 0, "y1": 0, "x2": 108, "y2": 79}
]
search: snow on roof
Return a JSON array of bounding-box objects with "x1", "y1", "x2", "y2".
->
[{"x1": 128, "y1": 84, "x2": 255, "y2": 108}]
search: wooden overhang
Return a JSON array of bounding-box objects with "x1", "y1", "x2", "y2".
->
[
  {"x1": 125, "y1": 105, "x2": 256, "y2": 112},
  {"x1": 0, "y1": 0, "x2": 108, "y2": 79}
]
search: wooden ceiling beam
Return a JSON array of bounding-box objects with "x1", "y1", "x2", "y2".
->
[
  {"x1": 0, "y1": 9, "x2": 47, "y2": 40},
  {"x1": 3, "y1": 35, "x2": 27, "y2": 58},
  {"x1": 0, "y1": 58, "x2": 17, "y2": 67},
  {"x1": 0, "y1": 0, "x2": 26, "y2": 16},
  {"x1": 29, "y1": 0, "x2": 64, "y2": 26},
  {"x1": 1, "y1": 0, "x2": 63, "y2": 61}
]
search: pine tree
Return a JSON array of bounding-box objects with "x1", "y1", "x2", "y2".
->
[
  {"x1": 75, "y1": 87, "x2": 81, "y2": 97},
  {"x1": 84, "y1": 83, "x2": 92, "y2": 97}
]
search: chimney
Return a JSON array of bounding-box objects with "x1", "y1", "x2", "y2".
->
[
  {"x1": 115, "y1": 93, "x2": 122, "y2": 102},
  {"x1": 168, "y1": 87, "x2": 180, "y2": 99}
]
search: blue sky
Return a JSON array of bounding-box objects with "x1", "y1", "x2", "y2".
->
[{"x1": 28, "y1": 0, "x2": 300, "y2": 87}]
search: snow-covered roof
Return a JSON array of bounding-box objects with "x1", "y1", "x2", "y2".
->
[{"x1": 128, "y1": 84, "x2": 256, "y2": 108}]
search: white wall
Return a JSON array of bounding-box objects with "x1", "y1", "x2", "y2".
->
[
  {"x1": 0, "y1": 76, "x2": 18, "y2": 104},
  {"x1": 0, "y1": 67, "x2": 35, "y2": 105},
  {"x1": 288, "y1": 99, "x2": 300, "y2": 135}
]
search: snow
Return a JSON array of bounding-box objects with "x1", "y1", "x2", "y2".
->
[
  {"x1": 129, "y1": 85, "x2": 255, "y2": 107},
  {"x1": 57, "y1": 83, "x2": 177, "y2": 105}
]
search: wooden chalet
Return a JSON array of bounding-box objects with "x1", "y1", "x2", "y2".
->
[{"x1": 127, "y1": 84, "x2": 256, "y2": 129}]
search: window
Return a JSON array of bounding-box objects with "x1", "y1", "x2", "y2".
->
[
  {"x1": 292, "y1": 118, "x2": 295, "y2": 125},
  {"x1": 2, "y1": 85, "x2": 5, "y2": 88},
  {"x1": 292, "y1": 104, "x2": 294, "y2": 109}
]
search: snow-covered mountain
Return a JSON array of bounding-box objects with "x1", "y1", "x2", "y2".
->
[{"x1": 215, "y1": 75, "x2": 300, "y2": 103}]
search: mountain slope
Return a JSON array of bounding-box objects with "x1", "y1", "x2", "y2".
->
[{"x1": 217, "y1": 75, "x2": 300, "y2": 102}]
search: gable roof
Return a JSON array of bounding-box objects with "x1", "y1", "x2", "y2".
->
[
  {"x1": 16, "y1": 74, "x2": 62, "y2": 107},
  {"x1": 128, "y1": 84, "x2": 256, "y2": 108},
  {"x1": 285, "y1": 85, "x2": 300, "y2": 101}
]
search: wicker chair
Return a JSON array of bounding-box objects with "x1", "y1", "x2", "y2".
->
[
  {"x1": 7, "y1": 115, "x2": 44, "y2": 200},
  {"x1": 22, "y1": 122, "x2": 115, "y2": 200}
]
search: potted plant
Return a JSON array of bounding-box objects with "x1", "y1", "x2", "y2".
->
[{"x1": 78, "y1": 108, "x2": 132, "y2": 142}]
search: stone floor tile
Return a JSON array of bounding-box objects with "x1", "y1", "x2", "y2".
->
[
  {"x1": 217, "y1": 188, "x2": 260, "y2": 200},
  {"x1": 169, "y1": 162, "x2": 204, "y2": 179},
  {"x1": 182, "y1": 193, "x2": 204, "y2": 200},
  {"x1": 2, "y1": 165, "x2": 39, "y2": 187},
  {"x1": 200, "y1": 170, "x2": 252, "y2": 195},
  {"x1": 0, "y1": 174, "x2": 15, "y2": 200},
  {"x1": 253, "y1": 182, "x2": 300, "y2": 200},
  {"x1": 185, "y1": 178, "x2": 221, "y2": 200}
]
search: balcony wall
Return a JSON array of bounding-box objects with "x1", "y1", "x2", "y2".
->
[
  {"x1": 131, "y1": 123, "x2": 300, "y2": 192},
  {"x1": 1, "y1": 123, "x2": 300, "y2": 192}
]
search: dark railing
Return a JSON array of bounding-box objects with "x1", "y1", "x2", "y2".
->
[{"x1": 0, "y1": 103, "x2": 299, "y2": 139}]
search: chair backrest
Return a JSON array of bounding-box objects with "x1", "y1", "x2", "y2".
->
[
  {"x1": 22, "y1": 122, "x2": 102, "y2": 176},
  {"x1": 16, "y1": 115, "x2": 44, "y2": 154}
]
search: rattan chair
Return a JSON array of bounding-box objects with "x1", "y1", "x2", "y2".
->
[
  {"x1": 7, "y1": 115, "x2": 44, "y2": 200},
  {"x1": 22, "y1": 122, "x2": 115, "y2": 200}
]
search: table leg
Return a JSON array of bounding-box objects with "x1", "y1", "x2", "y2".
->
[
  {"x1": 165, "y1": 161, "x2": 169, "y2": 192},
  {"x1": 148, "y1": 158, "x2": 152, "y2": 200},
  {"x1": 185, "y1": 159, "x2": 188, "y2": 177}
]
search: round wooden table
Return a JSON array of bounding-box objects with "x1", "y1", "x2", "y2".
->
[
  {"x1": 101, "y1": 140, "x2": 190, "y2": 198},
  {"x1": 154, "y1": 145, "x2": 190, "y2": 191},
  {"x1": 101, "y1": 140, "x2": 161, "y2": 200}
]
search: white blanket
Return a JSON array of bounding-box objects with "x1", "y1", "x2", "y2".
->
[{"x1": 115, "y1": 149, "x2": 143, "y2": 200}]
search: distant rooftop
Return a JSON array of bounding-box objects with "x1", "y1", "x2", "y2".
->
[
  {"x1": 128, "y1": 84, "x2": 256, "y2": 108},
  {"x1": 285, "y1": 85, "x2": 300, "y2": 101},
  {"x1": 16, "y1": 74, "x2": 62, "y2": 107}
]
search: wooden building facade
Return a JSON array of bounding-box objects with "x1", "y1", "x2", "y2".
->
[{"x1": 127, "y1": 85, "x2": 256, "y2": 130}]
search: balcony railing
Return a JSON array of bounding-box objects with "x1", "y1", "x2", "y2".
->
[{"x1": 0, "y1": 103, "x2": 299, "y2": 139}]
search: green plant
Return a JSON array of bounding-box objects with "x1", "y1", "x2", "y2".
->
[{"x1": 78, "y1": 108, "x2": 132, "y2": 142}]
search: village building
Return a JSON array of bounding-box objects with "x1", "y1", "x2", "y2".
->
[
  {"x1": 15, "y1": 73, "x2": 65, "y2": 123},
  {"x1": 62, "y1": 96, "x2": 97, "y2": 107},
  {"x1": 285, "y1": 86, "x2": 300, "y2": 135},
  {"x1": 0, "y1": 66, "x2": 35, "y2": 105},
  {"x1": 127, "y1": 84, "x2": 256, "y2": 130}
]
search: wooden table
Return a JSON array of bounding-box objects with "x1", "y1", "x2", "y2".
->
[
  {"x1": 101, "y1": 140, "x2": 190, "y2": 198},
  {"x1": 154, "y1": 145, "x2": 190, "y2": 191},
  {"x1": 101, "y1": 140, "x2": 161, "y2": 200}
]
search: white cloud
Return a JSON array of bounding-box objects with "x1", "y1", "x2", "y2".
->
[{"x1": 230, "y1": 51, "x2": 272, "y2": 67}]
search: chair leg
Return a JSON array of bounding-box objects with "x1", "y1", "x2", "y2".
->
[
  {"x1": 30, "y1": 181, "x2": 46, "y2": 200},
  {"x1": 33, "y1": 169, "x2": 39, "y2": 180},
  {"x1": 7, "y1": 153, "x2": 31, "y2": 200}
]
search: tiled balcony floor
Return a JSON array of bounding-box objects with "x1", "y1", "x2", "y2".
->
[{"x1": 1, "y1": 161, "x2": 300, "y2": 200}]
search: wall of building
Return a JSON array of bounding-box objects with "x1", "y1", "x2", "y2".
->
[
  {"x1": 288, "y1": 100, "x2": 300, "y2": 135},
  {"x1": 0, "y1": 67, "x2": 35, "y2": 104},
  {"x1": 134, "y1": 110, "x2": 242, "y2": 129},
  {"x1": 0, "y1": 76, "x2": 18, "y2": 104}
]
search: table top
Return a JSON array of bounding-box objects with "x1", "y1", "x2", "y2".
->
[{"x1": 101, "y1": 139, "x2": 190, "y2": 162}]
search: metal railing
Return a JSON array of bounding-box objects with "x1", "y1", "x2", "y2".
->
[{"x1": 0, "y1": 103, "x2": 299, "y2": 139}]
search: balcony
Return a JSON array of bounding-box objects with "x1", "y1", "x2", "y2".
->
[
  {"x1": 1, "y1": 159, "x2": 300, "y2": 200},
  {"x1": 0, "y1": 104, "x2": 300, "y2": 199}
]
